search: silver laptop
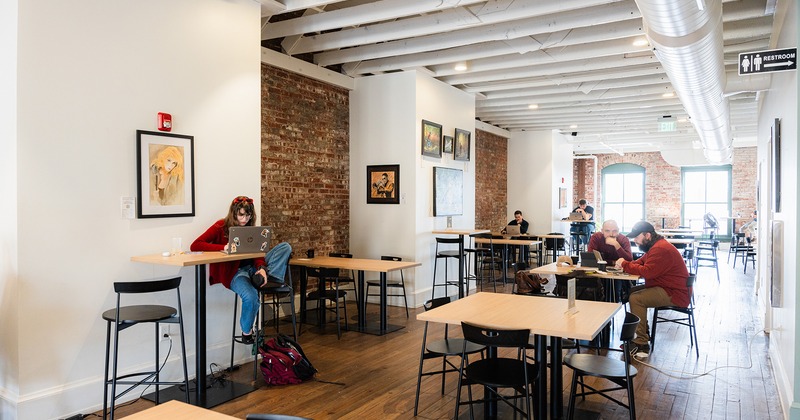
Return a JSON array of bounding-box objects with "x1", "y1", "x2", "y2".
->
[
  {"x1": 580, "y1": 250, "x2": 603, "y2": 267},
  {"x1": 505, "y1": 224, "x2": 521, "y2": 236},
  {"x1": 227, "y1": 226, "x2": 271, "y2": 254},
  {"x1": 568, "y1": 212, "x2": 584, "y2": 221}
]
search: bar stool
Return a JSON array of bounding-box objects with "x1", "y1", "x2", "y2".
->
[
  {"x1": 365, "y1": 255, "x2": 409, "y2": 317},
  {"x1": 102, "y1": 277, "x2": 189, "y2": 420},
  {"x1": 431, "y1": 237, "x2": 463, "y2": 299}
]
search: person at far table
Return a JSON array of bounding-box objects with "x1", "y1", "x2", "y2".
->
[
  {"x1": 739, "y1": 210, "x2": 757, "y2": 243},
  {"x1": 570, "y1": 199, "x2": 595, "y2": 248},
  {"x1": 190, "y1": 195, "x2": 292, "y2": 344},
  {"x1": 614, "y1": 221, "x2": 690, "y2": 359},
  {"x1": 504, "y1": 210, "x2": 530, "y2": 265},
  {"x1": 588, "y1": 219, "x2": 633, "y2": 301}
]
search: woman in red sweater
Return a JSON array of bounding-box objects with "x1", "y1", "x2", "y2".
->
[{"x1": 191, "y1": 196, "x2": 292, "y2": 344}]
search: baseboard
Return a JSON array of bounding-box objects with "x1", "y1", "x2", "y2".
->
[{"x1": 0, "y1": 386, "x2": 18, "y2": 420}]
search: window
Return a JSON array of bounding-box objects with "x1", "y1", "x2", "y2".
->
[
  {"x1": 681, "y1": 166, "x2": 732, "y2": 236},
  {"x1": 602, "y1": 163, "x2": 645, "y2": 233}
]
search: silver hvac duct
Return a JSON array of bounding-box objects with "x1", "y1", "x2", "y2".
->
[{"x1": 635, "y1": 0, "x2": 732, "y2": 163}]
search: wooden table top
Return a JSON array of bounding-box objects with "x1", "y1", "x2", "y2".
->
[
  {"x1": 475, "y1": 237, "x2": 542, "y2": 246},
  {"x1": 530, "y1": 262, "x2": 641, "y2": 281},
  {"x1": 290, "y1": 256, "x2": 420, "y2": 272},
  {"x1": 432, "y1": 228, "x2": 490, "y2": 236},
  {"x1": 417, "y1": 292, "x2": 621, "y2": 341},
  {"x1": 131, "y1": 251, "x2": 264, "y2": 267},
  {"x1": 666, "y1": 238, "x2": 695, "y2": 245},
  {"x1": 532, "y1": 233, "x2": 566, "y2": 239},
  {"x1": 124, "y1": 401, "x2": 237, "y2": 419}
]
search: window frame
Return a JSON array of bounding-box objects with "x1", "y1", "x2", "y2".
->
[{"x1": 601, "y1": 163, "x2": 646, "y2": 233}]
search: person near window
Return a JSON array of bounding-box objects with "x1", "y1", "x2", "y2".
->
[
  {"x1": 504, "y1": 210, "x2": 530, "y2": 264},
  {"x1": 614, "y1": 221, "x2": 690, "y2": 358},
  {"x1": 570, "y1": 198, "x2": 595, "y2": 247},
  {"x1": 588, "y1": 220, "x2": 633, "y2": 301},
  {"x1": 191, "y1": 195, "x2": 292, "y2": 344}
]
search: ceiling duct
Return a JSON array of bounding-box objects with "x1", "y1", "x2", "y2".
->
[{"x1": 635, "y1": 0, "x2": 732, "y2": 163}]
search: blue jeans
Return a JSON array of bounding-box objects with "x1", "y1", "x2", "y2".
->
[{"x1": 229, "y1": 242, "x2": 293, "y2": 333}]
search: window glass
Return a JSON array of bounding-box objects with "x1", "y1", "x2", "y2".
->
[
  {"x1": 602, "y1": 164, "x2": 645, "y2": 233},
  {"x1": 681, "y1": 166, "x2": 732, "y2": 237}
]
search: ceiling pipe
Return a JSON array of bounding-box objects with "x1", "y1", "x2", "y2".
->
[{"x1": 635, "y1": 0, "x2": 733, "y2": 163}]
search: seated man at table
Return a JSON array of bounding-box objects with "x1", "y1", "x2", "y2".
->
[
  {"x1": 570, "y1": 199, "x2": 595, "y2": 249},
  {"x1": 505, "y1": 210, "x2": 530, "y2": 264},
  {"x1": 614, "y1": 221, "x2": 690, "y2": 358},
  {"x1": 589, "y1": 220, "x2": 633, "y2": 301}
]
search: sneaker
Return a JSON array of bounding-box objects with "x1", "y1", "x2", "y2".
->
[
  {"x1": 241, "y1": 332, "x2": 255, "y2": 345},
  {"x1": 627, "y1": 342, "x2": 650, "y2": 358}
]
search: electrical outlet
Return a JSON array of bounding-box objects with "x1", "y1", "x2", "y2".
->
[{"x1": 160, "y1": 325, "x2": 171, "y2": 341}]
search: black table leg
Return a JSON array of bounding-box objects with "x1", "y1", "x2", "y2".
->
[
  {"x1": 379, "y1": 272, "x2": 387, "y2": 333},
  {"x1": 550, "y1": 336, "x2": 564, "y2": 419},
  {"x1": 458, "y1": 234, "x2": 466, "y2": 298},
  {"x1": 357, "y1": 270, "x2": 367, "y2": 330},
  {"x1": 195, "y1": 265, "x2": 207, "y2": 407},
  {"x1": 535, "y1": 335, "x2": 548, "y2": 420}
]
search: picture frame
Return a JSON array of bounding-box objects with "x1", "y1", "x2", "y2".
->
[
  {"x1": 367, "y1": 164, "x2": 400, "y2": 204},
  {"x1": 136, "y1": 130, "x2": 195, "y2": 218},
  {"x1": 421, "y1": 120, "x2": 443, "y2": 158},
  {"x1": 443, "y1": 135, "x2": 454, "y2": 154},
  {"x1": 433, "y1": 167, "x2": 463, "y2": 216},
  {"x1": 558, "y1": 187, "x2": 567, "y2": 209},
  {"x1": 454, "y1": 128, "x2": 471, "y2": 161}
]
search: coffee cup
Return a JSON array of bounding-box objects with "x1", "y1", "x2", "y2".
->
[
  {"x1": 306, "y1": 249, "x2": 315, "y2": 258},
  {"x1": 597, "y1": 261, "x2": 607, "y2": 271},
  {"x1": 570, "y1": 255, "x2": 579, "y2": 265}
]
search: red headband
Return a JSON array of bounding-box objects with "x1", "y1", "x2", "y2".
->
[{"x1": 232, "y1": 196, "x2": 253, "y2": 205}]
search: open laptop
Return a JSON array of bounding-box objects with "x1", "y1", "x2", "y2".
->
[
  {"x1": 227, "y1": 226, "x2": 271, "y2": 254},
  {"x1": 580, "y1": 250, "x2": 603, "y2": 267},
  {"x1": 568, "y1": 212, "x2": 584, "y2": 221},
  {"x1": 505, "y1": 224, "x2": 521, "y2": 236}
]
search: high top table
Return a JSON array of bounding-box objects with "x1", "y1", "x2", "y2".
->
[
  {"x1": 290, "y1": 256, "x2": 420, "y2": 335},
  {"x1": 534, "y1": 233, "x2": 568, "y2": 263},
  {"x1": 418, "y1": 292, "x2": 621, "y2": 419},
  {"x1": 131, "y1": 251, "x2": 263, "y2": 408},
  {"x1": 474, "y1": 236, "x2": 542, "y2": 281},
  {"x1": 432, "y1": 229, "x2": 490, "y2": 298}
]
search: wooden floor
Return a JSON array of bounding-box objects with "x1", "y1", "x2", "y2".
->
[{"x1": 111, "y1": 252, "x2": 782, "y2": 419}]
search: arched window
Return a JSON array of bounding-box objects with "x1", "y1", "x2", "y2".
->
[{"x1": 602, "y1": 163, "x2": 645, "y2": 232}]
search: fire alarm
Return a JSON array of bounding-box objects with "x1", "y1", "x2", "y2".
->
[{"x1": 157, "y1": 112, "x2": 172, "y2": 132}]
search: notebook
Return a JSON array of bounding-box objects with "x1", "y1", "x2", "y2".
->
[
  {"x1": 568, "y1": 212, "x2": 585, "y2": 221},
  {"x1": 505, "y1": 224, "x2": 521, "y2": 236},
  {"x1": 580, "y1": 250, "x2": 603, "y2": 267},
  {"x1": 227, "y1": 226, "x2": 271, "y2": 254}
]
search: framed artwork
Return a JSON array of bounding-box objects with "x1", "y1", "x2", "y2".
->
[
  {"x1": 443, "y1": 135, "x2": 454, "y2": 154},
  {"x1": 367, "y1": 164, "x2": 400, "y2": 204},
  {"x1": 558, "y1": 187, "x2": 567, "y2": 209},
  {"x1": 136, "y1": 130, "x2": 195, "y2": 218},
  {"x1": 433, "y1": 167, "x2": 463, "y2": 216},
  {"x1": 454, "y1": 128, "x2": 471, "y2": 161},
  {"x1": 421, "y1": 120, "x2": 442, "y2": 158}
]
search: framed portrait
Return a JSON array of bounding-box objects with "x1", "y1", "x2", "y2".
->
[
  {"x1": 443, "y1": 135, "x2": 454, "y2": 154},
  {"x1": 558, "y1": 187, "x2": 567, "y2": 209},
  {"x1": 367, "y1": 164, "x2": 400, "y2": 204},
  {"x1": 433, "y1": 167, "x2": 463, "y2": 216},
  {"x1": 454, "y1": 128, "x2": 471, "y2": 161},
  {"x1": 421, "y1": 120, "x2": 442, "y2": 158},
  {"x1": 136, "y1": 130, "x2": 195, "y2": 218}
]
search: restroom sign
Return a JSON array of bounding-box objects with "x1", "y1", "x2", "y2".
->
[{"x1": 739, "y1": 48, "x2": 797, "y2": 75}]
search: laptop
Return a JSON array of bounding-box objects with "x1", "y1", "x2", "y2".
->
[
  {"x1": 227, "y1": 226, "x2": 271, "y2": 254},
  {"x1": 505, "y1": 224, "x2": 521, "y2": 236},
  {"x1": 568, "y1": 212, "x2": 584, "y2": 221},
  {"x1": 580, "y1": 250, "x2": 603, "y2": 267}
]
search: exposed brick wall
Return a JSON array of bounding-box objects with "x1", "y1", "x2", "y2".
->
[
  {"x1": 572, "y1": 148, "x2": 757, "y2": 230},
  {"x1": 475, "y1": 129, "x2": 508, "y2": 230},
  {"x1": 261, "y1": 63, "x2": 350, "y2": 266}
]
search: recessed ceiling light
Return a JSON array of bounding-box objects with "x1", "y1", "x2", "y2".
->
[
  {"x1": 528, "y1": 104, "x2": 539, "y2": 109},
  {"x1": 454, "y1": 61, "x2": 468, "y2": 71},
  {"x1": 662, "y1": 92, "x2": 675, "y2": 98},
  {"x1": 570, "y1": 124, "x2": 578, "y2": 129},
  {"x1": 633, "y1": 38, "x2": 649, "y2": 47},
  {"x1": 678, "y1": 118, "x2": 688, "y2": 123}
]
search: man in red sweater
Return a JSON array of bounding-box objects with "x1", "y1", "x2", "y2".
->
[{"x1": 615, "y1": 221, "x2": 690, "y2": 358}]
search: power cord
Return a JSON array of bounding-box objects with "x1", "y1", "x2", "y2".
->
[{"x1": 632, "y1": 329, "x2": 767, "y2": 379}]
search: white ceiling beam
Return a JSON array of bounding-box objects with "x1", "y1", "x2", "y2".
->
[
  {"x1": 315, "y1": 2, "x2": 641, "y2": 66},
  {"x1": 284, "y1": 0, "x2": 629, "y2": 52},
  {"x1": 476, "y1": 83, "x2": 674, "y2": 108},
  {"x1": 478, "y1": 74, "x2": 671, "y2": 99}
]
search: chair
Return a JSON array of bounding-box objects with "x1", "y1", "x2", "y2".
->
[
  {"x1": 693, "y1": 240, "x2": 719, "y2": 282},
  {"x1": 565, "y1": 312, "x2": 640, "y2": 420},
  {"x1": 413, "y1": 297, "x2": 485, "y2": 416},
  {"x1": 470, "y1": 232, "x2": 501, "y2": 292},
  {"x1": 102, "y1": 277, "x2": 189, "y2": 420},
  {"x1": 304, "y1": 268, "x2": 348, "y2": 339},
  {"x1": 454, "y1": 322, "x2": 538, "y2": 419},
  {"x1": 324, "y1": 252, "x2": 357, "y2": 303},
  {"x1": 743, "y1": 247, "x2": 757, "y2": 273},
  {"x1": 650, "y1": 274, "x2": 699, "y2": 358},
  {"x1": 246, "y1": 415, "x2": 312, "y2": 420},
  {"x1": 542, "y1": 233, "x2": 569, "y2": 262},
  {"x1": 431, "y1": 237, "x2": 464, "y2": 299},
  {"x1": 365, "y1": 255, "x2": 409, "y2": 318},
  {"x1": 727, "y1": 233, "x2": 746, "y2": 263}
]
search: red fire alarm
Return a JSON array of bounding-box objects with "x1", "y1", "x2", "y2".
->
[{"x1": 157, "y1": 112, "x2": 172, "y2": 132}]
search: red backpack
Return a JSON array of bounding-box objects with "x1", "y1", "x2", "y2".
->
[{"x1": 258, "y1": 334, "x2": 317, "y2": 385}]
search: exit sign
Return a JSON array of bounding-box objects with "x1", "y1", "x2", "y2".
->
[{"x1": 738, "y1": 48, "x2": 797, "y2": 75}]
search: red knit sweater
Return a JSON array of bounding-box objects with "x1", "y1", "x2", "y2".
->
[
  {"x1": 621, "y1": 237, "x2": 691, "y2": 307},
  {"x1": 190, "y1": 220, "x2": 265, "y2": 289}
]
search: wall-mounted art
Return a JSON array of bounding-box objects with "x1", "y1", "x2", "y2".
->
[
  {"x1": 433, "y1": 166, "x2": 463, "y2": 216},
  {"x1": 136, "y1": 130, "x2": 195, "y2": 218},
  {"x1": 367, "y1": 164, "x2": 399, "y2": 204},
  {"x1": 443, "y1": 135, "x2": 454, "y2": 154},
  {"x1": 421, "y1": 120, "x2": 442, "y2": 158},
  {"x1": 454, "y1": 128, "x2": 471, "y2": 161}
]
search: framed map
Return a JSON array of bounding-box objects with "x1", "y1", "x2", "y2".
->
[{"x1": 433, "y1": 167, "x2": 463, "y2": 216}]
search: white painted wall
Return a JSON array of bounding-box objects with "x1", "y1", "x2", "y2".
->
[
  {"x1": 760, "y1": 2, "x2": 799, "y2": 417},
  {"x1": 0, "y1": 0, "x2": 20, "y2": 418},
  {"x1": 508, "y1": 130, "x2": 574, "y2": 235},
  {"x1": 12, "y1": 1, "x2": 261, "y2": 418}
]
